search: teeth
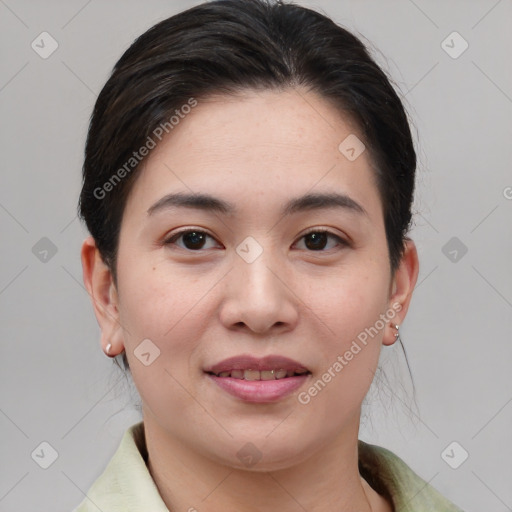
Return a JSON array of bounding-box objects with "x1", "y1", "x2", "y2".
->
[
  {"x1": 214, "y1": 369, "x2": 308, "y2": 380},
  {"x1": 244, "y1": 369, "x2": 260, "y2": 381}
]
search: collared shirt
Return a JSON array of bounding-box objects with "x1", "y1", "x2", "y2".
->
[{"x1": 73, "y1": 421, "x2": 463, "y2": 512}]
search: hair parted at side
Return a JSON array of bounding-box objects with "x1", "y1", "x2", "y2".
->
[{"x1": 78, "y1": 0, "x2": 417, "y2": 371}]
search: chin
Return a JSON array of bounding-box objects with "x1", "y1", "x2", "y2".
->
[{"x1": 204, "y1": 431, "x2": 320, "y2": 472}]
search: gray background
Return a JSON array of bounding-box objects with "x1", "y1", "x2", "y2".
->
[{"x1": 1, "y1": 0, "x2": 511, "y2": 510}]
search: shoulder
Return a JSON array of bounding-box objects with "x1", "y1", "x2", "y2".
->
[
  {"x1": 358, "y1": 440, "x2": 464, "y2": 512},
  {"x1": 71, "y1": 422, "x2": 169, "y2": 512}
]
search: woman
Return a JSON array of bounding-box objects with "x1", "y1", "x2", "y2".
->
[{"x1": 75, "y1": 0, "x2": 463, "y2": 510}]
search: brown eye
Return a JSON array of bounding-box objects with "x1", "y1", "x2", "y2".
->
[
  {"x1": 304, "y1": 232, "x2": 328, "y2": 250},
  {"x1": 164, "y1": 230, "x2": 219, "y2": 251},
  {"x1": 295, "y1": 229, "x2": 348, "y2": 251}
]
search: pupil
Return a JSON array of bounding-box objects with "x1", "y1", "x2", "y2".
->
[
  {"x1": 184, "y1": 231, "x2": 205, "y2": 249},
  {"x1": 305, "y1": 232, "x2": 327, "y2": 250}
]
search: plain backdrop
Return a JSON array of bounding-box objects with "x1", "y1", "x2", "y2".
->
[{"x1": 1, "y1": 0, "x2": 511, "y2": 511}]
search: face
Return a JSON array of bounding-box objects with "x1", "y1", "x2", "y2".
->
[{"x1": 86, "y1": 88, "x2": 417, "y2": 470}]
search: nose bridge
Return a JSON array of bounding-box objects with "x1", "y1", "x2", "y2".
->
[
  {"x1": 235, "y1": 241, "x2": 282, "y2": 303},
  {"x1": 238, "y1": 249, "x2": 279, "y2": 296},
  {"x1": 220, "y1": 239, "x2": 298, "y2": 333},
  {"x1": 234, "y1": 232, "x2": 279, "y2": 286}
]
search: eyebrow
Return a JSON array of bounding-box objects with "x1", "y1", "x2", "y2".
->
[{"x1": 147, "y1": 191, "x2": 368, "y2": 218}]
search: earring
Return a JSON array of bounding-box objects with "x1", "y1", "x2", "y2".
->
[
  {"x1": 393, "y1": 324, "x2": 400, "y2": 339},
  {"x1": 105, "y1": 343, "x2": 113, "y2": 357}
]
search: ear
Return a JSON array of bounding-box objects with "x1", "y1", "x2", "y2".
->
[
  {"x1": 81, "y1": 236, "x2": 124, "y2": 356},
  {"x1": 384, "y1": 239, "x2": 420, "y2": 346}
]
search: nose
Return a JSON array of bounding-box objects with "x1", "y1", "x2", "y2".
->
[{"x1": 219, "y1": 251, "x2": 299, "y2": 335}]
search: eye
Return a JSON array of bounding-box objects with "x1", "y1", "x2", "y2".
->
[
  {"x1": 163, "y1": 229, "x2": 220, "y2": 251},
  {"x1": 163, "y1": 228, "x2": 349, "y2": 252},
  {"x1": 294, "y1": 229, "x2": 348, "y2": 251}
]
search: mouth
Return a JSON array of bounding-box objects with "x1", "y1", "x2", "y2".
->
[
  {"x1": 205, "y1": 368, "x2": 311, "y2": 380},
  {"x1": 204, "y1": 354, "x2": 312, "y2": 403}
]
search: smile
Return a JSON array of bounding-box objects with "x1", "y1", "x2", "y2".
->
[
  {"x1": 204, "y1": 354, "x2": 312, "y2": 402},
  {"x1": 207, "y1": 369, "x2": 310, "y2": 380}
]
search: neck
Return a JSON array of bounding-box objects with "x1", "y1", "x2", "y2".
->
[{"x1": 143, "y1": 413, "x2": 391, "y2": 512}]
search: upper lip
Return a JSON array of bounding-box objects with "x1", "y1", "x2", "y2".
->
[{"x1": 204, "y1": 354, "x2": 310, "y2": 374}]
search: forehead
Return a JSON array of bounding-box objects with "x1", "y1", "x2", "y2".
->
[
  {"x1": 150, "y1": 88, "x2": 362, "y2": 164},
  {"x1": 124, "y1": 88, "x2": 381, "y2": 220}
]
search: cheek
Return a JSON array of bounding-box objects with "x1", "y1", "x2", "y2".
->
[
  {"x1": 117, "y1": 255, "x2": 204, "y2": 335},
  {"x1": 297, "y1": 279, "x2": 387, "y2": 426},
  {"x1": 306, "y1": 260, "x2": 390, "y2": 341},
  {"x1": 116, "y1": 266, "x2": 208, "y2": 425},
  {"x1": 302, "y1": 261, "x2": 389, "y2": 400},
  {"x1": 115, "y1": 260, "x2": 211, "y2": 389}
]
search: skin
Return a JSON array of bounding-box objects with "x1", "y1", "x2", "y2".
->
[{"x1": 82, "y1": 87, "x2": 419, "y2": 512}]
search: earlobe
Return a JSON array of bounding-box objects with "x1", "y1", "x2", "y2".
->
[
  {"x1": 81, "y1": 236, "x2": 124, "y2": 356},
  {"x1": 384, "y1": 239, "x2": 420, "y2": 346}
]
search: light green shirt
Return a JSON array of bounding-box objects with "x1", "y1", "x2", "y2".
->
[{"x1": 73, "y1": 421, "x2": 463, "y2": 512}]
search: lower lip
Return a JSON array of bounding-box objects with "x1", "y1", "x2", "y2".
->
[{"x1": 206, "y1": 373, "x2": 310, "y2": 403}]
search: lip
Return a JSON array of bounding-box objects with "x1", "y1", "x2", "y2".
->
[
  {"x1": 204, "y1": 354, "x2": 310, "y2": 374},
  {"x1": 206, "y1": 373, "x2": 310, "y2": 403},
  {"x1": 204, "y1": 354, "x2": 311, "y2": 403}
]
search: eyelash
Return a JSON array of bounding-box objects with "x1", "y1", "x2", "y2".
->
[{"x1": 163, "y1": 228, "x2": 349, "y2": 252}]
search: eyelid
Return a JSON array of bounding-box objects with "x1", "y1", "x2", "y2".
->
[{"x1": 300, "y1": 226, "x2": 346, "y2": 239}]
